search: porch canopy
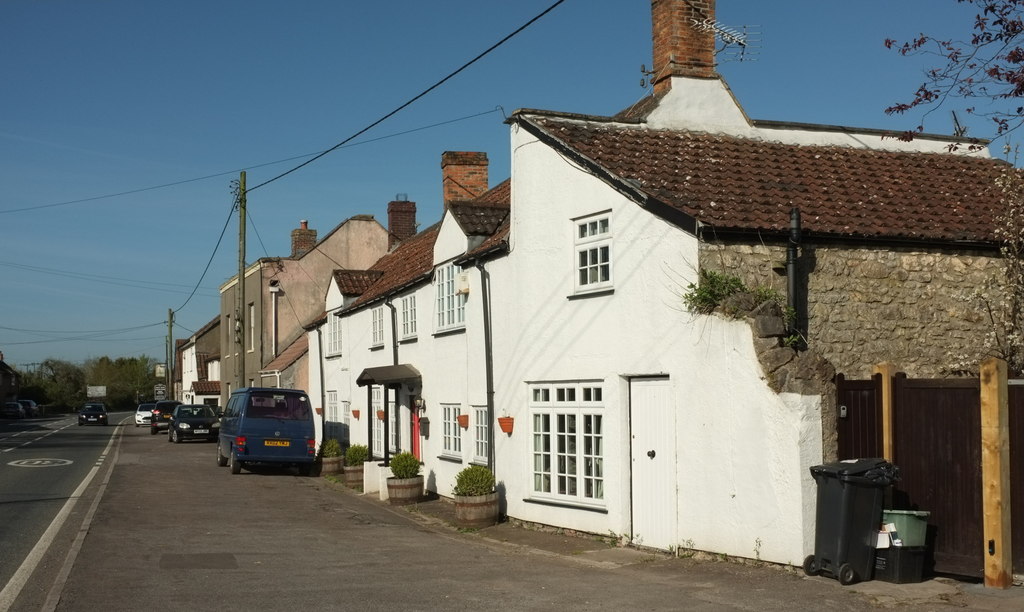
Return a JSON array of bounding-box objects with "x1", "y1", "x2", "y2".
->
[{"x1": 356, "y1": 364, "x2": 421, "y2": 387}]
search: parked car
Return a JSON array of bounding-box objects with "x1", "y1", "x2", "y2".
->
[
  {"x1": 149, "y1": 400, "x2": 181, "y2": 435},
  {"x1": 168, "y1": 404, "x2": 220, "y2": 443},
  {"x1": 2, "y1": 402, "x2": 25, "y2": 419},
  {"x1": 78, "y1": 403, "x2": 108, "y2": 426},
  {"x1": 17, "y1": 399, "x2": 39, "y2": 418},
  {"x1": 135, "y1": 402, "x2": 155, "y2": 427},
  {"x1": 216, "y1": 388, "x2": 316, "y2": 475}
]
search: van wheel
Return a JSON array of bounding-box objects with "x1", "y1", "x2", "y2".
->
[
  {"x1": 230, "y1": 452, "x2": 242, "y2": 474},
  {"x1": 217, "y1": 445, "x2": 228, "y2": 467}
]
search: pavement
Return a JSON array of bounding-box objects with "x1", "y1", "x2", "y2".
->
[{"x1": 320, "y1": 475, "x2": 1024, "y2": 612}]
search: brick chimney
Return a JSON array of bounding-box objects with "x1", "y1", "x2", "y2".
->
[
  {"x1": 290, "y1": 220, "x2": 317, "y2": 258},
  {"x1": 387, "y1": 197, "x2": 417, "y2": 249},
  {"x1": 651, "y1": 0, "x2": 717, "y2": 95},
  {"x1": 441, "y1": 151, "x2": 488, "y2": 213}
]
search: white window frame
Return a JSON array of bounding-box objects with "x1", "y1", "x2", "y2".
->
[
  {"x1": 401, "y1": 295, "x2": 417, "y2": 339},
  {"x1": 389, "y1": 397, "x2": 399, "y2": 453},
  {"x1": 371, "y1": 306, "x2": 385, "y2": 347},
  {"x1": 326, "y1": 390, "x2": 338, "y2": 423},
  {"x1": 372, "y1": 386, "x2": 384, "y2": 456},
  {"x1": 248, "y1": 302, "x2": 256, "y2": 353},
  {"x1": 435, "y1": 263, "x2": 466, "y2": 332},
  {"x1": 529, "y1": 381, "x2": 605, "y2": 507},
  {"x1": 441, "y1": 403, "x2": 462, "y2": 457},
  {"x1": 573, "y1": 213, "x2": 612, "y2": 294},
  {"x1": 473, "y1": 405, "x2": 488, "y2": 464},
  {"x1": 326, "y1": 311, "x2": 343, "y2": 357}
]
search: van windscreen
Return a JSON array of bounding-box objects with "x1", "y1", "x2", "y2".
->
[{"x1": 247, "y1": 392, "x2": 311, "y2": 421}]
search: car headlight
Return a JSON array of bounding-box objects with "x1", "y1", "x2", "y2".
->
[
  {"x1": 212, "y1": 422, "x2": 220, "y2": 428},
  {"x1": 179, "y1": 422, "x2": 191, "y2": 430}
]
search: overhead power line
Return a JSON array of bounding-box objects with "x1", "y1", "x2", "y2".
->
[{"x1": 247, "y1": 0, "x2": 567, "y2": 193}]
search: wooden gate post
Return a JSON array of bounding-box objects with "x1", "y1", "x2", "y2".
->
[
  {"x1": 872, "y1": 362, "x2": 897, "y2": 462},
  {"x1": 980, "y1": 357, "x2": 1012, "y2": 589}
]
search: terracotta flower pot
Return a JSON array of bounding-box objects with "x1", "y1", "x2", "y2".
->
[
  {"x1": 351, "y1": 409, "x2": 360, "y2": 420},
  {"x1": 457, "y1": 414, "x2": 469, "y2": 429},
  {"x1": 497, "y1": 416, "x2": 514, "y2": 434},
  {"x1": 377, "y1": 409, "x2": 386, "y2": 421}
]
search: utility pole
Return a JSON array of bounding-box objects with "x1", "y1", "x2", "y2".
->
[
  {"x1": 236, "y1": 171, "x2": 247, "y2": 389},
  {"x1": 167, "y1": 307, "x2": 174, "y2": 400}
]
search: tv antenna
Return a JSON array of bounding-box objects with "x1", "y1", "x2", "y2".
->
[
  {"x1": 951, "y1": 111, "x2": 968, "y2": 138},
  {"x1": 691, "y1": 18, "x2": 761, "y2": 62}
]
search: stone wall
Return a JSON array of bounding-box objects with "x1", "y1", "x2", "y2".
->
[{"x1": 701, "y1": 242, "x2": 1004, "y2": 379}]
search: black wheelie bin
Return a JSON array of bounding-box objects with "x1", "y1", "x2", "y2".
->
[{"x1": 803, "y1": 458, "x2": 898, "y2": 585}]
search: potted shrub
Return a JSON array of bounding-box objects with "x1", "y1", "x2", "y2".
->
[
  {"x1": 452, "y1": 464, "x2": 499, "y2": 528},
  {"x1": 386, "y1": 451, "x2": 423, "y2": 505},
  {"x1": 320, "y1": 438, "x2": 344, "y2": 475},
  {"x1": 342, "y1": 444, "x2": 369, "y2": 489}
]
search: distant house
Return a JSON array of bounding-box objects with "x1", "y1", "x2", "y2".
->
[
  {"x1": 218, "y1": 216, "x2": 391, "y2": 404},
  {"x1": 305, "y1": 0, "x2": 1010, "y2": 566},
  {"x1": 179, "y1": 316, "x2": 221, "y2": 406},
  {"x1": 0, "y1": 352, "x2": 19, "y2": 403}
]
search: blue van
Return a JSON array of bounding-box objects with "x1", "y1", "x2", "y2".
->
[{"x1": 217, "y1": 387, "x2": 316, "y2": 476}]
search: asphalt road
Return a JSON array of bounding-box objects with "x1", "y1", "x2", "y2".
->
[
  {"x1": 0, "y1": 412, "x2": 127, "y2": 609},
  {"x1": 5, "y1": 420, "x2": 1024, "y2": 611}
]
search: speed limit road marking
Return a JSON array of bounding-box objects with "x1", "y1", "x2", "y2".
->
[{"x1": 7, "y1": 458, "x2": 74, "y2": 467}]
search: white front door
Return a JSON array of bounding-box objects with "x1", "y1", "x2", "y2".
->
[{"x1": 629, "y1": 377, "x2": 677, "y2": 550}]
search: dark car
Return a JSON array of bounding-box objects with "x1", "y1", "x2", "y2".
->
[
  {"x1": 168, "y1": 404, "x2": 220, "y2": 443},
  {"x1": 78, "y1": 403, "x2": 108, "y2": 426},
  {"x1": 17, "y1": 399, "x2": 39, "y2": 418},
  {"x1": 2, "y1": 402, "x2": 25, "y2": 419},
  {"x1": 149, "y1": 400, "x2": 182, "y2": 435}
]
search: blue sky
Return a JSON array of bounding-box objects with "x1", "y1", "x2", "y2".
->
[{"x1": 0, "y1": 0, "x2": 995, "y2": 368}]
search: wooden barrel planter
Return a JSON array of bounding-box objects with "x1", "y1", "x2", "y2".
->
[
  {"x1": 342, "y1": 465, "x2": 364, "y2": 489},
  {"x1": 454, "y1": 492, "x2": 499, "y2": 528},
  {"x1": 386, "y1": 476, "x2": 424, "y2": 505},
  {"x1": 321, "y1": 456, "x2": 343, "y2": 476}
]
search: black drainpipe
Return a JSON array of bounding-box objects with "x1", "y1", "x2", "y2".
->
[
  {"x1": 475, "y1": 260, "x2": 496, "y2": 474},
  {"x1": 786, "y1": 207, "x2": 802, "y2": 342},
  {"x1": 316, "y1": 325, "x2": 326, "y2": 447}
]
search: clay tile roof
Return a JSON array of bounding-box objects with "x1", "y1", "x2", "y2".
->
[
  {"x1": 334, "y1": 270, "x2": 384, "y2": 296},
  {"x1": 347, "y1": 225, "x2": 440, "y2": 310},
  {"x1": 448, "y1": 202, "x2": 509, "y2": 236},
  {"x1": 191, "y1": 380, "x2": 220, "y2": 395},
  {"x1": 262, "y1": 334, "x2": 309, "y2": 372},
  {"x1": 525, "y1": 115, "x2": 1010, "y2": 244}
]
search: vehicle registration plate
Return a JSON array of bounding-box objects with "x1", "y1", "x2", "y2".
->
[
  {"x1": 194, "y1": 429, "x2": 209, "y2": 434},
  {"x1": 264, "y1": 440, "x2": 290, "y2": 447}
]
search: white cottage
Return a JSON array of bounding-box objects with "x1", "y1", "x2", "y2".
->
[{"x1": 306, "y1": 0, "x2": 1004, "y2": 567}]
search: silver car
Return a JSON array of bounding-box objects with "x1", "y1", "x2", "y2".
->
[{"x1": 134, "y1": 402, "x2": 155, "y2": 427}]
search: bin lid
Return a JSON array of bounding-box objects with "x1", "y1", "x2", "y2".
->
[{"x1": 809, "y1": 458, "x2": 899, "y2": 485}]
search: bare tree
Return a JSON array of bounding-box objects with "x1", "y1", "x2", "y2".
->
[{"x1": 886, "y1": 0, "x2": 1024, "y2": 144}]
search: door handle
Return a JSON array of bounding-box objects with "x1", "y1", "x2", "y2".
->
[{"x1": 647, "y1": 449, "x2": 656, "y2": 459}]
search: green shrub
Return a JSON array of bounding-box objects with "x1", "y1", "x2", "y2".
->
[
  {"x1": 453, "y1": 464, "x2": 495, "y2": 496},
  {"x1": 345, "y1": 444, "x2": 369, "y2": 465},
  {"x1": 389, "y1": 452, "x2": 421, "y2": 479},
  {"x1": 321, "y1": 438, "x2": 342, "y2": 458},
  {"x1": 683, "y1": 269, "x2": 746, "y2": 314}
]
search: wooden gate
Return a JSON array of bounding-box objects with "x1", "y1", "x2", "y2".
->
[{"x1": 836, "y1": 373, "x2": 1024, "y2": 577}]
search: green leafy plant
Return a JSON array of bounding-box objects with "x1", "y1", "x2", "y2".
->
[
  {"x1": 321, "y1": 438, "x2": 342, "y2": 458},
  {"x1": 389, "y1": 451, "x2": 421, "y2": 479},
  {"x1": 453, "y1": 464, "x2": 495, "y2": 496},
  {"x1": 683, "y1": 269, "x2": 746, "y2": 314},
  {"x1": 345, "y1": 443, "x2": 369, "y2": 466}
]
